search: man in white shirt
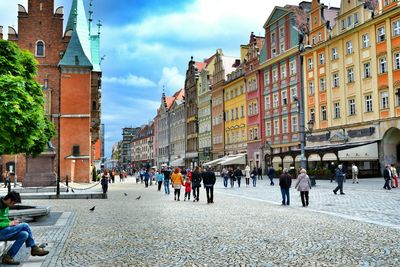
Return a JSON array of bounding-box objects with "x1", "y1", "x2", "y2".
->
[{"x1": 351, "y1": 163, "x2": 358, "y2": 184}]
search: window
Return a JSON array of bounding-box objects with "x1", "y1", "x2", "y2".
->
[
  {"x1": 346, "y1": 41, "x2": 353, "y2": 54},
  {"x1": 378, "y1": 27, "x2": 385, "y2": 42},
  {"x1": 396, "y1": 89, "x2": 400, "y2": 106},
  {"x1": 312, "y1": 36, "x2": 316, "y2": 45},
  {"x1": 282, "y1": 118, "x2": 288, "y2": 134},
  {"x1": 241, "y1": 105, "x2": 244, "y2": 117},
  {"x1": 308, "y1": 82, "x2": 314, "y2": 95},
  {"x1": 362, "y1": 34, "x2": 370, "y2": 48},
  {"x1": 274, "y1": 120, "x2": 279, "y2": 135},
  {"x1": 310, "y1": 109, "x2": 315, "y2": 121},
  {"x1": 291, "y1": 116, "x2": 298, "y2": 132},
  {"x1": 394, "y1": 52, "x2": 400, "y2": 70},
  {"x1": 231, "y1": 109, "x2": 234, "y2": 120},
  {"x1": 334, "y1": 102, "x2": 341, "y2": 118},
  {"x1": 332, "y1": 48, "x2": 338, "y2": 60},
  {"x1": 273, "y1": 93, "x2": 279, "y2": 108},
  {"x1": 281, "y1": 64, "x2": 286, "y2": 79},
  {"x1": 365, "y1": 95, "x2": 373, "y2": 112},
  {"x1": 265, "y1": 95, "x2": 271, "y2": 110},
  {"x1": 254, "y1": 128, "x2": 258, "y2": 140},
  {"x1": 332, "y1": 73, "x2": 339, "y2": 88},
  {"x1": 235, "y1": 108, "x2": 239, "y2": 119},
  {"x1": 272, "y1": 69, "x2": 278, "y2": 82},
  {"x1": 342, "y1": 19, "x2": 346, "y2": 30},
  {"x1": 347, "y1": 68, "x2": 354, "y2": 83},
  {"x1": 349, "y1": 99, "x2": 356, "y2": 115},
  {"x1": 254, "y1": 103, "x2": 258, "y2": 114},
  {"x1": 279, "y1": 27, "x2": 285, "y2": 39},
  {"x1": 281, "y1": 90, "x2": 288, "y2": 105},
  {"x1": 266, "y1": 122, "x2": 271, "y2": 137},
  {"x1": 393, "y1": 21, "x2": 400, "y2": 37},
  {"x1": 379, "y1": 57, "x2": 387, "y2": 73},
  {"x1": 264, "y1": 70, "x2": 270, "y2": 86},
  {"x1": 321, "y1": 106, "x2": 327, "y2": 120},
  {"x1": 347, "y1": 16, "x2": 353, "y2": 28},
  {"x1": 290, "y1": 86, "x2": 297, "y2": 101},
  {"x1": 35, "y1": 41, "x2": 45, "y2": 57},
  {"x1": 320, "y1": 78, "x2": 326, "y2": 91},
  {"x1": 280, "y1": 43, "x2": 285, "y2": 53},
  {"x1": 318, "y1": 33, "x2": 322, "y2": 42},
  {"x1": 271, "y1": 32, "x2": 276, "y2": 45},
  {"x1": 249, "y1": 130, "x2": 253, "y2": 141},
  {"x1": 308, "y1": 58, "x2": 313, "y2": 70},
  {"x1": 290, "y1": 61, "x2": 296, "y2": 75},
  {"x1": 364, "y1": 62, "x2": 371, "y2": 78},
  {"x1": 272, "y1": 48, "x2": 277, "y2": 57},
  {"x1": 354, "y1": 13, "x2": 359, "y2": 24},
  {"x1": 381, "y1": 91, "x2": 389, "y2": 109},
  {"x1": 319, "y1": 53, "x2": 325, "y2": 65}
]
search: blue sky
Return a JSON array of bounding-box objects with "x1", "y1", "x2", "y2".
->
[{"x1": 0, "y1": 0, "x2": 340, "y2": 158}]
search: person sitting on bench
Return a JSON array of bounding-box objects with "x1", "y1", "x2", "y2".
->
[{"x1": 0, "y1": 191, "x2": 49, "y2": 265}]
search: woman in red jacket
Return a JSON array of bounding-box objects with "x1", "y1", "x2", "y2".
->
[{"x1": 183, "y1": 178, "x2": 191, "y2": 201}]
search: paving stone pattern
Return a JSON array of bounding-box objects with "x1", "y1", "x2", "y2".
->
[{"x1": 18, "y1": 177, "x2": 400, "y2": 266}]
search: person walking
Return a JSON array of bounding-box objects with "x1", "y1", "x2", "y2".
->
[
  {"x1": 101, "y1": 171, "x2": 109, "y2": 194},
  {"x1": 228, "y1": 168, "x2": 235, "y2": 188},
  {"x1": 222, "y1": 168, "x2": 229, "y2": 188},
  {"x1": 203, "y1": 167, "x2": 216, "y2": 204},
  {"x1": 383, "y1": 164, "x2": 392, "y2": 190},
  {"x1": 183, "y1": 178, "x2": 191, "y2": 201},
  {"x1": 244, "y1": 165, "x2": 250, "y2": 186},
  {"x1": 257, "y1": 167, "x2": 263, "y2": 180},
  {"x1": 234, "y1": 167, "x2": 243, "y2": 188},
  {"x1": 171, "y1": 168, "x2": 184, "y2": 201},
  {"x1": 351, "y1": 163, "x2": 359, "y2": 184},
  {"x1": 191, "y1": 166, "x2": 202, "y2": 202},
  {"x1": 267, "y1": 167, "x2": 275, "y2": 186},
  {"x1": 391, "y1": 164, "x2": 398, "y2": 188},
  {"x1": 333, "y1": 164, "x2": 346, "y2": 195},
  {"x1": 144, "y1": 169, "x2": 150, "y2": 188},
  {"x1": 295, "y1": 169, "x2": 311, "y2": 207},
  {"x1": 0, "y1": 192, "x2": 49, "y2": 265},
  {"x1": 162, "y1": 167, "x2": 172, "y2": 195},
  {"x1": 279, "y1": 168, "x2": 292, "y2": 205},
  {"x1": 251, "y1": 167, "x2": 257, "y2": 187},
  {"x1": 156, "y1": 171, "x2": 164, "y2": 191}
]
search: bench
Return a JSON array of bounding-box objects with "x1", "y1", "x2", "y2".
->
[{"x1": 0, "y1": 240, "x2": 11, "y2": 257}]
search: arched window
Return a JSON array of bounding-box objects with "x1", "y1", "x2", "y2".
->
[{"x1": 35, "y1": 40, "x2": 45, "y2": 57}]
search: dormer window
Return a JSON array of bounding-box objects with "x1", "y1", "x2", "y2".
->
[{"x1": 35, "y1": 40, "x2": 45, "y2": 57}]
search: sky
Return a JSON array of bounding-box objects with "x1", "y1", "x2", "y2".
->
[{"x1": 0, "y1": 0, "x2": 341, "y2": 158}]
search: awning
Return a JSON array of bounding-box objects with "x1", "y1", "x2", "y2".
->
[
  {"x1": 220, "y1": 154, "x2": 246, "y2": 165},
  {"x1": 203, "y1": 157, "x2": 226, "y2": 166},
  {"x1": 170, "y1": 158, "x2": 185, "y2": 167},
  {"x1": 338, "y1": 142, "x2": 378, "y2": 161}
]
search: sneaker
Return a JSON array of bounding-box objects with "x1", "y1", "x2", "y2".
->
[
  {"x1": 333, "y1": 190, "x2": 337, "y2": 195},
  {"x1": 340, "y1": 193, "x2": 345, "y2": 195},
  {"x1": 31, "y1": 246, "x2": 49, "y2": 257},
  {"x1": 2, "y1": 254, "x2": 20, "y2": 265}
]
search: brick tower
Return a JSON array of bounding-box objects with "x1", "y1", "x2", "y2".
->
[{"x1": 0, "y1": 0, "x2": 102, "y2": 183}]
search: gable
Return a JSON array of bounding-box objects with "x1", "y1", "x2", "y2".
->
[{"x1": 264, "y1": 7, "x2": 289, "y2": 28}]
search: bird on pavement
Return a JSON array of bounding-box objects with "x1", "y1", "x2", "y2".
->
[
  {"x1": 124, "y1": 193, "x2": 128, "y2": 196},
  {"x1": 89, "y1": 206, "x2": 95, "y2": 211},
  {"x1": 136, "y1": 196, "x2": 141, "y2": 200},
  {"x1": 71, "y1": 188, "x2": 75, "y2": 193}
]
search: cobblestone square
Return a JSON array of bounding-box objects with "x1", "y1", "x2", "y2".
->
[{"x1": 10, "y1": 177, "x2": 399, "y2": 267}]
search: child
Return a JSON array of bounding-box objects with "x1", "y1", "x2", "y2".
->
[
  {"x1": 156, "y1": 171, "x2": 164, "y2": 191},
  {"x1": 184, "y1": 178, "x2": 191, "y2": 201}
]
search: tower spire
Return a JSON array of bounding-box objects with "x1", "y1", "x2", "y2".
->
[
  {"x1": 97, "y1": 20, "x2": 102, "y2": 36},
  {"x1": 88, "y1": 0, "x2": 93, "y2": 35}
]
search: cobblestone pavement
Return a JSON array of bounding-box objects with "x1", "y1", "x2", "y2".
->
[{"x1": 12, "y1": 177, "x2": 400, "y2": 266}]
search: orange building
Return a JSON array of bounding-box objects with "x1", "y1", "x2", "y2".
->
[{"x1": 1, "y1": 0, "x2": 102, "y2": 183}]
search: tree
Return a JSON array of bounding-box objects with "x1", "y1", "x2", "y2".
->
[{"x1": 0, "y1": 40, "x2": 55, "y2": 156}]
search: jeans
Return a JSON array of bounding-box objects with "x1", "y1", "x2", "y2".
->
[
  {"x1": 252, "y1": 178, "x2": 256, "y2": 187},
  {"x1": 223, "y1": 177, "x2": 228, "y2": 188},
  {"x1": 384, "y1": 179, "x2": 391, "y2": 190},
  {"x1": 184, "y1": 191, "x2": 191, "y2": 200},
  {"x1": 237, "y1": 178, "x2": 241, "y2": 188},
  {"x1": 174, "y1": 188, "x2": 181, "y2": 200},
  {"x1": 0, "y1": 223, "x2": 35, "y2": 258},
  {"x1": 144, "y1": 179, "x2": 149, "y2": 187},
  {"x1": 334, "y1": 180, "x2": 344, "y2": 193},
  {"x1": 269, "y1": 177, "x2": 274, "y2": 185},
  {"x1": 280, "y1": 188, "x2": 290, "y2": 205},
  {"x1": 164, "y1": 180, "x2": 170, "y2": 194},
  {"x1": 157, "y1": 181, "x2": 162, "y2": 191},
  {"x1": 192, "y1": 186, "x2": 200, "y2": 201},
  {"x1": 230, "y1": 178, "x2": 235, "y2": 188},
  {"x1": 245, "y1": 178, "x2": 249, "y2": 186},
  {"x1": 102, "y1": 184, "x2": 108, "y2": 194},
  {"x1": 205, "y1": 186, "x2": 214, "y2": 203},
  {"x1": 300, "y1": 191, "x2": 309, "y2": 207}
]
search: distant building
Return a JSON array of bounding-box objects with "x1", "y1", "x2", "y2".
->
[
  {"x1": 130, "y1": 123, "x2": 154, "y2": 169},
  {"x1": 121, "y1": 127, "x2": 141, "y2": 169}
]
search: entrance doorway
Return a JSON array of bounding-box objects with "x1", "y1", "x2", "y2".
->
[{"x1": 382, "y1": 127, "x2": 400, "y2": 169}]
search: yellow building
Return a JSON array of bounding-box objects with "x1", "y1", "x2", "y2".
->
[
  {"x1": 224, "y1": 46, "x2": 248, "y2": 156},
  {"x1": 304, "y1": 0, "x2": 400, "y2": 175}
]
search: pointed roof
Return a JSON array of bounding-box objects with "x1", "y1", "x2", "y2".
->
[
  {"x1": 59, "y1": 0, "x2": 92, "y2": 68},
  {"x1": 195, "y1": 62, "x2": 207, "y2": 72}
]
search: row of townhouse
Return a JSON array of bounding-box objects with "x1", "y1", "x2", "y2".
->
[{"x1": 122, "y1": 0, "x2": 400, "y2": 175}]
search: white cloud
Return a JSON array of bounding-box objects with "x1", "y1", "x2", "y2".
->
[
  {"x1": 103, "y1": 74, "x2": 156, "y2": 88},
  {"x1": 157, "y1": 67, "x2": 185, "y2": 94}
]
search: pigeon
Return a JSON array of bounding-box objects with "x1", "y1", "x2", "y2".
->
[
  {"x1": 136, "y1": 196, "x2": 141, "y2": 200},
  {"x1": 38, "y1": 243, "x2": 48, "y2": 249},
  {"x1": 89, "y1": 206, "x2": 95, "y2": 211},
  {"x1": 71, "y1": 188, "x2": 75, "y2": 193},
  {"x1": 124, "y1": 193, "x2": 128, "y2": 196}
]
